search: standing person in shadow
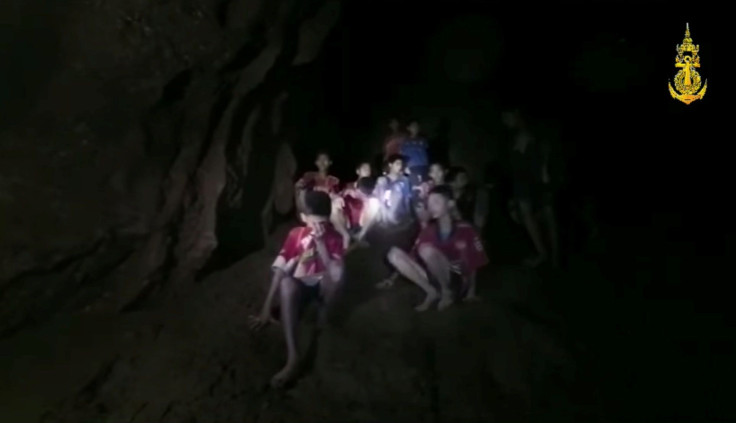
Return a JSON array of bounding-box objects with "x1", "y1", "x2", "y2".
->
[
  {"x1": 383, "y1": 118, "x2": 407, "y2": 163},
  {"x1": 400, "y1": 120, "x2": 430, "y2": 189},
  {"x1": 447, "y1": 166, "x2": 489, "y2": 233},
  {"x1": 502, "y1": 107, "x2": 560, "y2": 268}
]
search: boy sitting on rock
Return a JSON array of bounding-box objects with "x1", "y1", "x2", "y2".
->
[
  {"x1": 385, "y1": 185, "x2": 488, "y2": 311},
  {"x1": 249, "y1": 190, "x2": 345, "y2": 388}
]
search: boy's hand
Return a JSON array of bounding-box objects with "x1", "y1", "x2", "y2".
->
[
  {"x1": 248, "y1": 313, "x2": 272, "y2": 331},
  {"x1": 332, "y1": 196, "x2": 345, "y2": 209},
  {"x1": 308, "y1": 221, "x2": 326, "y2": 238}
]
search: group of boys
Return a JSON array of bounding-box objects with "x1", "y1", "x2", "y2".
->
[{"x1": 251, "y1": 134, "x2": 489, "y2": 388}]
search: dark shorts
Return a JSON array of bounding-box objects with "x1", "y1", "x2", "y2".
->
[
  {"x1": 269, "y1": 279, "x2": 322, "y2": 320},
  {"x1": 448, "y1": 270, "x2": 468, "y2": 298}
]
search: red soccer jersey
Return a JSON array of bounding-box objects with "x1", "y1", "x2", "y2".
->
[
  {"x1": 413, "y1": 221, "x2": 489, "y2": 276},
  {"x1": 297, "y1": 172, "x2": 340, "y2": 195},
  {"x1": 272, "y1": 223, "x2": 345, "y2": 285},
  {"x1": 343, "y1": 193, "x2": 365, "y2": 228}
]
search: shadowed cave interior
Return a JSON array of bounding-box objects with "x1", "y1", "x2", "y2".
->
[{"x1": 0, "y1": 0, "x2": 733, "y2": 422}]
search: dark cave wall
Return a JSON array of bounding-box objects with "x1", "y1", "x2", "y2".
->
[{"x1": 0, "y1": 0, "x2": 340, "y2": 335}]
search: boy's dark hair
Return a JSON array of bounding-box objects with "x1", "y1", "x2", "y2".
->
[
  {"x1": 356, "y1": 161, "x2": 371, "y2": 171},
  {"x1": 303, "y1": 190, "x2": 332, "y2": 218},
  {"x1": 386, "y1": 154, "x2": 405, "y2": 166},
  {"x1": 430, "y1": 162, "x2": 447, "y2": 171},
  {"x1": 356, "y1": 176, "x2": 375, "y2": 195},
  {"x1": 429, "y1": 184, "x2": 454, "y2": 201},
  {"x1": 315, "y1": 150, "x2": 331, "y2": 160}
]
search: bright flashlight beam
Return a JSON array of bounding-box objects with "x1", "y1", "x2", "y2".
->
[{"x1": 367, "y1": 197, "x2": 381, "y2": 214}]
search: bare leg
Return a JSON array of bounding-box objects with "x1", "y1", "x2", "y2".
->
[
  {"x1": 462, "y1": 273, "x2": 481, "y2": 302},
  {"x1": 271, "y1": 277, "x2": 303, "y2": 388},
  {"x1": 356, "y1": 202, "x2": 379, "y2": 241},
  {"x1": 317, "y1": 262, "x2": 344, "y2": 328},
  {"x1": 387, "y1": 247, "x2": 438, "y2": 311},
  {"x1": 519, "y1": 199, "x2": 548, "y2": 267},
  {"x1": 417, "y1": 244, "x2": 454, "y2": 311},
  {"x1": 542, "y1": 205, "x2": 560, "y2": 267}
]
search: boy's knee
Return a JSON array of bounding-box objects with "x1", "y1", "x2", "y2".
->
[
  {"x1": 327, "y1": 261, "x2": 344, "y2": 282},
  {"x1": 417, "y1": 243, "x2": 439, "y2": 262},
  {"x1": 387, "y1": 246, "x2": 405, "y2": 265}
]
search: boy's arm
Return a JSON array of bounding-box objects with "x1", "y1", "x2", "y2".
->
[
  {"x1": 314, "y1": 238, "x2": 343, "y2": 282},
  {"x1": 258, "y1": 268, "x2": 285, "y2": 318},
  {"x1": 310, "y1": 224, "x2": 343, "y2": 282},
  {"x1": 474, "y1": 188, "x2": 489, "y2": 229},
  {"x1": 251, "y1": 229, "x2": 299, "y2": 330},
  {"x1": 295, "y1": 172, "x2": 312, "y2": 189}
]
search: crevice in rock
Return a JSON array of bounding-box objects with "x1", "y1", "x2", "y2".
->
[
  {"x1": 219, "y1": 27, "x2": 268, "y2": 75},
  {"x1": 122, "y1": 76, "x2": 239, "y2": 308},
  {"x1": 159, "y1": 69, "x2": 194, "y2": 107},
  {"x1": 197, "y1": 0, "x2": 322, "y2": 279},
  {"x1": 215, "y1": 0, "x2": 234, "y2": 28},
  {"x1": 195, "y1": 81, "x2": 238, "y2": 168},
  {"x1": 74, "y1": 356, "x2": 120, "y2": 408}
]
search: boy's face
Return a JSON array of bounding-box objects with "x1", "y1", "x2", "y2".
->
[
  {"x1": 407, "y1": 122, "x2": 419, "y2": 136},
  {"x1": 429, "y1": 164, "x2": 445, "y2": 183},
  {"x1": 427, "y1": 193, "x2": 452, "y2": 219},
  {"x1": 315, "y1": 154, "x2": 331, "y2": 171},
  {"x1": 452, "y1": 172, "x2": 469, "y2": 189},
  {"x1": 389, "y1": 119, "x2": 399, "y2": 132},
  {"x1": 388, "y1": 159, "x2": 403, "y2": 175},
  {"x1": 356, "y1": 163, "x2": 371, "y2": 178}
]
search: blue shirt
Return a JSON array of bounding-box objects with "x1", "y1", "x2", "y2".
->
[{"x1": 400, "y1": 137, "x2": 429, "y2": 169}]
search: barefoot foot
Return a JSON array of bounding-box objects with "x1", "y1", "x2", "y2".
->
[
  {"x1": 437, "y1": 294, "x2": 455, "y2": 311},
  {"x1": 375, "y1": 279, "x2": 395, "y2": 290},
  {"x1": 270, "y1": 360, "x2": 300, "y2": 389},
  {"x1": 415, "y1": 290, "x2": 439, "y2": 312}
]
